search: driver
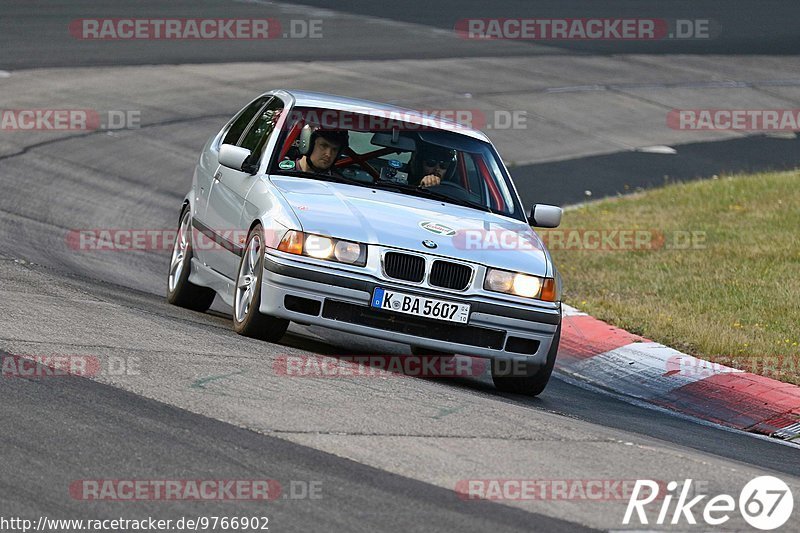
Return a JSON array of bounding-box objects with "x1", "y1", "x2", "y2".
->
[
  {"x1": 296, "y1": 127, "x2": 349, "y2": 175},
  {"x1": 409, "y1": 145, "x2": 456, "y2": 188}
]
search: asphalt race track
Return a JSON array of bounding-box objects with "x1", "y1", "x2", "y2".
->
[{"x1": 1, "y1": 1, "x2": 799, "y2": 531}]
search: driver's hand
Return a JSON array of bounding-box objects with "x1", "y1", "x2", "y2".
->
[{"x1": 419, "y1": 174, "x2": 441, "y2": 188}]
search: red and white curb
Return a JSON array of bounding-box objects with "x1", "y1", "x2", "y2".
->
[{"x1": 556, "y1": 304, "x2": 800, "y2": 442}]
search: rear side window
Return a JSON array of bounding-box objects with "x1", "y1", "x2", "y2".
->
[
  {"x1": 239, "y1": 98, "x2": 283, "y2": 164},
  {"x1": 239, "y1": 98, "x2": 283, "y2": 154},
  {"x1": 222, "y1": 96, "x2": 271, "y2": 146}
]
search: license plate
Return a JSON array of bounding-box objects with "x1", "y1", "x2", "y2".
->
[{"x1": 371, "y1": 287, "x2": 470, "y2": 324}]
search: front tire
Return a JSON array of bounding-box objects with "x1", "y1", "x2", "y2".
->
[
  {"x1": 233, "y1": 224, "x2": 289, "y2": 342},
  {"x1": 167, "y1": 207, "x2": 216, "y2": 312},
  {"x1": 491, "y1": 323, "x2": 561, "y2": 396}
]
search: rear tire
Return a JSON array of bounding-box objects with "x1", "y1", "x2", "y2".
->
[
  {"x1": 233, "y1": 224, "x2": 289, "y2": 342},
  {"x1": 491, "y1": 323, "x2": 561, "y2": 396},
  {"x1": 166, "y1": 207, "x2": 216, "y2": 312}
]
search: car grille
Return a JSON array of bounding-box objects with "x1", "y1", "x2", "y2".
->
[
  {"x1": 384, "y1": 252, "x2": 425, "y2": 283},
  {"x1": 429, "y1": 260, "x2": 472, "y2": 291},
  {"x1": 322, "y1": 300, "x2": 505, "y2": 349},
  {"x1": 383, "y1": 252, "x2": 474, "y2": 290}
]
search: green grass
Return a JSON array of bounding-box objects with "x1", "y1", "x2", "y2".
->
[{"x1": 548, "y1": 169, "x2": 800, "y2": 384}]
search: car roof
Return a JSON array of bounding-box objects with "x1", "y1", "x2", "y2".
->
[{"x1": 269, "y1": 89, "x2": 491, "y2": 142}]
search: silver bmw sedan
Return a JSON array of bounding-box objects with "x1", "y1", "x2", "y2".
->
[{"x1": 167, "y1": 89, "x2": 563, "y2": 395}]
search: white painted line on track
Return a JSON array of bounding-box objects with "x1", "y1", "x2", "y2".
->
[
  {"x1": 636, "y1": 145, "x2": 677, "y2": 154},
  {"x1": 561, "y1": 304, "x2": 587, "y2": 316},
  {"x1": 566, "y1": 341, "x2": 741, "y2": 401}
]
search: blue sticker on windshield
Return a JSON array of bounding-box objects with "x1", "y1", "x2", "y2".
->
[{"x1": 388, "y1": 159, "x2": 402, "y2": 169}]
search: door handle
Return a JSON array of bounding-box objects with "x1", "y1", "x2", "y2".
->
[{"x1": 213, "y1": 170, "x2": 222, "y2": 182}]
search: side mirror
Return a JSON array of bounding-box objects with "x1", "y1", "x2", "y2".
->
[
  {"x1": 528, "y1": 204, "x2": 562, "y2": 228},
  {"x1": 219, "y1": 144, "x2": 256, "y2": 174}
]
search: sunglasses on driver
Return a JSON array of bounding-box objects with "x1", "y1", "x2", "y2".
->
[{"x1": 423, "y1": 159, "x2": 453, "y2": 169}]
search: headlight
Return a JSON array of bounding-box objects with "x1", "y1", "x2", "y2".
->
[
  {"x1": 278, "y1": 231, "x2": 366, "y2": 266},
  {"x1": 484, "y1": 269, "x2": 514, "y2": 293},
  {"x1": 512, "y1": 274, "x2": 541, "y2": 298},
  {"x1": 305, "y1": 235, "x2": 334, "y2": 259},
  {"x1": 484, "y1": 268, "x2": 557, "y2": 301},
  {"x1": 334, "y1": 240, "x2": 362, "y2": 263}
]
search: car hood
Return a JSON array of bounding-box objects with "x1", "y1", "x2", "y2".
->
[{"x1": 270, "y1": 176, "x2": 551, "y2": 277}]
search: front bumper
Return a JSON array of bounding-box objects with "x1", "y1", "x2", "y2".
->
[{"x1": 259, "y1": 251, "x2": 560, "y2": 363}]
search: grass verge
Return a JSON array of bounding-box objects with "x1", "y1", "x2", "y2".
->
[{"x1": 547, "y1": 169, "x2": 800, "y2": 385}]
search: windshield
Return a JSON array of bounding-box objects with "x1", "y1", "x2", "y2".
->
[{"x1": 269, "y1": 107, "x2": 524, "y2": 220}]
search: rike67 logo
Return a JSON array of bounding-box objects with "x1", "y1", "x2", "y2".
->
[{"x1": 624, "y1": 476, "x2": 794, "y2": 530}]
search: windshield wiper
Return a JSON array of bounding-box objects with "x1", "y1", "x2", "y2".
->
[{"x1": 371, "y1": 181, "x2": 493, "y2": 213}]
